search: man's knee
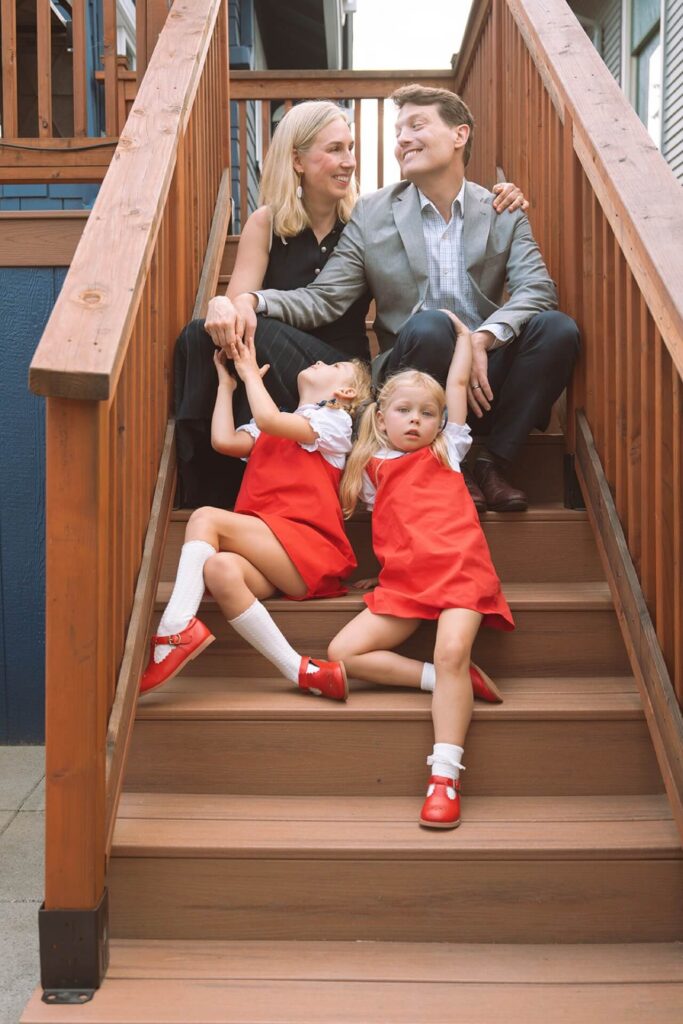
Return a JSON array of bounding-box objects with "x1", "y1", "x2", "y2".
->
[
  {"x1": 401, "y1": 309, "x2": 456, "y2": 347},
  {"x1": 527, "y1": 311, "x2": 580, "y2": 362}
]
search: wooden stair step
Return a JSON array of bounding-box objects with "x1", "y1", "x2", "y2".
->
[
  {"x1": 156, "y1": 581, "x2": 615, "y2": 612},
  {"x1": 21, "y1": 942, "x2": 683, "y2": 1024},
  {"x1": 151, "y1": 581, "x2": 631, "y2": 678},
  {"x1": 20, "y1": 941, "x2": 683, "y2": 1023},
  {"x1": 164, "y1": 503, "x2": 604, "y2": 584},
  {"x1": 127, "y1": 674, "x2": 661, "y2": 798},
  {"x1": 107, "y1": 794, "x2": 682, "y2": 943},
  {"x1": 113, "y1": 793, "x2": 679, "y2": 858},
  {"x1": 137, "y1": 674, "x2": 643, "y2": 720}
]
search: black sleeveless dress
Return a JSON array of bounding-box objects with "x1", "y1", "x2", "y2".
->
[{"x1": 174, "y1": 220, "x2": 370, "y2": 508}]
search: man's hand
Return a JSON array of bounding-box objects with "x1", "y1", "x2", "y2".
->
[
  {"x1": 492, "y1": 182, "x2": 529, "y2": 214},
  {"x1": 468, "y1": 331, "x2": 494, "y2": 417},
  {"x1": 204, "y1": 295, "x2": 239, "y2": 351}
]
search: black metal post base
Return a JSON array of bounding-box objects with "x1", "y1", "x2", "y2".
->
[
  {"x1": 563, "y1": 452, "x2": 585, "y2": 509},
  {"x1": 39, "y1": 887, "x2": 109, "y2": 1002}
]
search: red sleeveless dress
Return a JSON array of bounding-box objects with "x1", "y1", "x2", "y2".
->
[
  {"x1": 364, "y1": 448, "x2": 514, "y2": 629},
  {"x1": 234, "y1": 431, "x2": 356, "y2": 599}
]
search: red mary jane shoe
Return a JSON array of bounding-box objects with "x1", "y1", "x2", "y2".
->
[
  {"x1": 140, "y1": 618, "x2": 215, "y2": 694},
  {"x1": 470, "y1": 661, "x2": 503, "y2": 703},
  {"x1": 419, "y1": 775, "x2": 461, "y2": 829},
  {"x1": 298, "y1": 656, "x2": 348, "y2": 701}
]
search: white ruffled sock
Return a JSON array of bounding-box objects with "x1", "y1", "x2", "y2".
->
[
  {"x1": 154, "y1": 539, "x2": 216, "y2": 663},
  {"x1": 427, "y1": 743, "x2": 465, "y2": 782},
  {"x1": 228, "y1": 600, "x2": 318, "y2": 683}
]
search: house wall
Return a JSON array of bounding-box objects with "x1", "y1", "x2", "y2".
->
[
  {"x1": 0, "y1": 268, "x2": 67, "y2": 743},
  {"x1": 662, "y1": 0, "x2": 683, "y2": 179}
]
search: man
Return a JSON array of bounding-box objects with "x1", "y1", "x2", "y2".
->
[{"x1": 233, "y1": 85, "x2": 579, "y2": 511}]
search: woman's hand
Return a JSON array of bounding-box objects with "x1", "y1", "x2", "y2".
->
[
  {"x1": 232, "y1": 293, "x2": 259, "y2": 347},
  {"x1": 205, "y1": 295, "x2": 239, "y2": 351},
  {"x1": 492, "y1": 182, "x2": 529, "y2": 213},
  {"x1": 232, "y1": 335, "x2": 270, "y2": 384},
  {"x1": 213, "y1": 349, "x2": 237, "y2": 392}
]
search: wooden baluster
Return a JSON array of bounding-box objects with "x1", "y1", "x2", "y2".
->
[
  {"x1": 602, "y1": 215, "x2": 616, "y2": 488},
  {"x1": 238, "y1": 100, "x2": 248, "y2": 230},
  {"x1": 560, "y1": 112, "x2": 582, "y2": 452},
  {"x1": 589, "y1": 195, "x2": 603, "y2": 451},
  {"x1": 1, "y1": 0, "x2": 18, "y2": 136},
  {"x1": 625, "y1": 266, "x2": 641, "y2": 575},
  {"x1": 71, "y1": 0, "x2": 88, "y2": 135},
  {"x1": 673, "y1": 370, "x2": 682, "y2": 704},
  {"x1": 613, "y1": 242, "x2": 627, "y2": 523},
  {"x1": 103, "y1": 0, "x2": 118, "y2": 135},
  {"x1": 354, "y1": 98, "x2": 362, "y2": 188},
  {"x1": 654, "y1": 332, "x2": 675, "y2": 675},
  {"x1": 37, "y1": 0, "x2": 53, "y2": 137},
  {"x1": 639, "y1": 303, "x2": 656, "y2": 616},
  {"x1": 376, "y1": 97, "x2": 384, "y2": 189}
]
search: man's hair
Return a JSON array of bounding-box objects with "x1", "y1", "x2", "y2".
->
[{"x1": 391, "y1": 84, "x2": 475, "y2": 166}]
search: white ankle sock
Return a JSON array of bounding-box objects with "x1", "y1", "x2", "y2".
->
[
  {"x1": 420, "y1": 662, "x2": 436, "y2": 692},
  {"x1": 154, "y1": 539, "x2": 216, "y2": 663},
  {"x1": 228, "y1": 600, "x2": 318, "y2": 683},
  {"x1": 427, "y1": 743, "x2": 465, "y2": 782}
]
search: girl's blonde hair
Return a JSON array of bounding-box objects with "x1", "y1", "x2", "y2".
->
[
  {"x1": 259, "y1": 100, "x2": 358, "y2": 238},
  {"x1": 332, "y1": 358, "x2": 372, "y2": 417},
  {"x1": 340, "y1": 370, "x2": 450, "y2": 518}
]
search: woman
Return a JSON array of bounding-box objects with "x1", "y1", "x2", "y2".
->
[{"x1": 174, "y1": 100, "x2": 526, "y2": 506}]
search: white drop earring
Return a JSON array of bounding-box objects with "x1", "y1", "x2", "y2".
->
[{"x1": 296, "y1": 182, "x2": 303, "y2": 199}]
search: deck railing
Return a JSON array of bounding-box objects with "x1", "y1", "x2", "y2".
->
[
  {"x1": 0, "y1": 1, "x2": 169, "y2": 181},
  {"x1": 455, "y1": 0, "x2": 682, "y2": 826},
  {"x1": 28, "y1": 0, "x2": 229, "y2": 985}
]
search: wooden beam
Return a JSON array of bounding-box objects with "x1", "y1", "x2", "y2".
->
[
  {"x1": 71, "y1": 0, "x2": 88, "y2": 135},
  {"x1": 0, "y1": 138, "x2": 117, "y2": 183},
  {"x1": 575, "y1": 411, "x2": 683, "y2": 844},
  {"x1": 229, "y1": 70, "x2": 456, "y2": 100},
  {"x1": 0, "y1": 211, "x2": 88, "y2": 267}
]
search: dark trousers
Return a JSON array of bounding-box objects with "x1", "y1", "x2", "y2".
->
[
  {"x1": 378, "y1": 309, "x2": 580, "y2": 463},
  {"x1": 174, "y1": 316, "x2": 355, "y2": 507}
]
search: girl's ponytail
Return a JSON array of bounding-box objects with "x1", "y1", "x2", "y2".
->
[{"x1": 340, "y1": 401, "x2": 384, "y2": 518}]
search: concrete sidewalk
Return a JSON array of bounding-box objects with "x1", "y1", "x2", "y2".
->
[{"x1": 0, "y1": 747, "x2": 44, "y2": 1024}]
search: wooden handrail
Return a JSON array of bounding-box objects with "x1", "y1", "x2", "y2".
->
[
  {"x1": 454, "y1": 0, "x2": 683, "y2": 832},
  {"x1": 32, "y1": 0, "x2": 230, "y2": 915}
]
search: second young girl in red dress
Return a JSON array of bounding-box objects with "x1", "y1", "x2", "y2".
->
[
  {"x1": 330, "y1": 314, "x2": 513, "y2": 828},
  {"x1": 141, "y1": 337, "x2": 371, "y2": 700}
]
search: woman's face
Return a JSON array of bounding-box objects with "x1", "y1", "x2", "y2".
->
[{"x1": 293, "y1": 118, "x2": 356, "y2": 204}]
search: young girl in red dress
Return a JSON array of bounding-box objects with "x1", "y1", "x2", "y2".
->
[
  {"x1": 330, "y1": 315, "x2": 514, "y2": 828},
  {"x1": 141, "y1": 336, "x2": 371, "y2": 700}
]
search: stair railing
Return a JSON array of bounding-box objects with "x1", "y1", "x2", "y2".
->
[
  {"x1": 455, "y1": 0, "x2": 683, "y2": 835},
  {"x1": 28, "y1": 0, "x2": 230, "y2": 994}
]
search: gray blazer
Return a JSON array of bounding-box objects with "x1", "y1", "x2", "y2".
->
[{"x1": 260, "y1": 180, "x2": 558, "y2": 362}]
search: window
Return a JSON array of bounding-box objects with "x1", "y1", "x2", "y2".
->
[{"x1": 625, "y1": 0, "x2": 663, "y2": 146}]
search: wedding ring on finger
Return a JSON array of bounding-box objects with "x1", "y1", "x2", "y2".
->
[{"x1": 472, "y1": 384, "x2": 482, "y2": 391}]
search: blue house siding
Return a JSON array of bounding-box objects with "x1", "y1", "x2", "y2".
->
[
  {"x1": 0, "y1": 267, "x2": 67, "y2": 743},
  {"x1": 0, "y1": 184, "x2": 100, "y2": 211}
]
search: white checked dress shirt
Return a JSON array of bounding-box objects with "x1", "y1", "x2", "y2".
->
[{"x1": 419, "y1": 181, "x2": 513, "y2": 348}]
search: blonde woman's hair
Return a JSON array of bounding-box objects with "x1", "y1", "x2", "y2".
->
[
  {"x1": 259, "y1": 100, "x2": 358, "y2": 238},
  {"x1": 340, "y1": 370, "x2": 450, "y2": 518}
]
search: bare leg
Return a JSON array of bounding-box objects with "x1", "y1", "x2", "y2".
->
[
  {"x1": 204, "y1": 551, "x2": 279, "y2": 620},
  {"x1": 431, "y1": 608, "x2": 482, "y2": 746},
  {"x1": 328, "y1": 608, "x2": 422, "y2": 685},
  {"x1": 187, "y1": 506, "x2": 307, "y2": 600}
]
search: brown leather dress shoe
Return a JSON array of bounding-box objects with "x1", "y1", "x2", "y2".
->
[
  {"x1": 462, "y1": 467, "x2": 487, "y2": 513},
  {"x1": 473, "y1": 459, "x2": 528, "y2": 512}
]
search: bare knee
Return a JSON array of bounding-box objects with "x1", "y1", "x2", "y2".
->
[
  {"x1": 187, "y1": 505, "x2": 221, "y2": 535},
  {"x1": 328, "y1": 633, "x2": 354, "y2": 662},
  {"x1": 434, "y1": 634, "x2": 471, "y2": 676},
  {"x1": 203, "y1": 551, "x2": 244, "y2": 598}
]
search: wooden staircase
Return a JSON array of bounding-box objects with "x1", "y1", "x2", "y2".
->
[{"x1": 23, "y1": 437, "x2": 683, "y2": 1021}]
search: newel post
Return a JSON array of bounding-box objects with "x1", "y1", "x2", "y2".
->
[{"x1": 38, "y1": 398, "x2": 110, "y2": 1002}]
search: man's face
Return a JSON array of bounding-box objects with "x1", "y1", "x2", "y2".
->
[{"x1": 394, "y1": 102, "x2": 468, "y2": 181}]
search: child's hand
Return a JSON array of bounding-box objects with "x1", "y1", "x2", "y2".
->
[
  {"x1": 213, "y1": 349, "x2": 236, "y2": 392},
  {"x1": 232, "y1": 335, "x2": 270, "y2": 383},
  {"x1": 351, "y1": 576, "x2": 378, "y2": 591},
  {"x1": 439, "y1": 309, "x2": 470, "y2": 338}
]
